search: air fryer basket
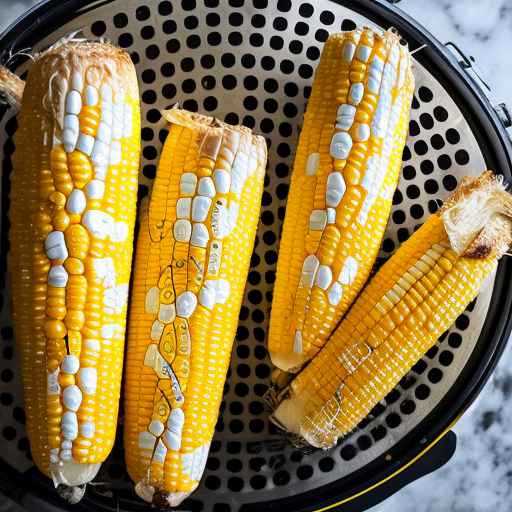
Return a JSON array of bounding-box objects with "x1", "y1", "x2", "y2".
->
[{"x1": 0, "y1": 1, "x2": 511, "y2": 511}]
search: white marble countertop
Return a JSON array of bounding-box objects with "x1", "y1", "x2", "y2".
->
[{"x1": 0, "y1": 1, "x2": 511, "y2": 512}]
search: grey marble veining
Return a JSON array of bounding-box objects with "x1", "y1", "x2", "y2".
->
[{"x1": 0, "y1": 1, "x2": 511, "y2": 512}]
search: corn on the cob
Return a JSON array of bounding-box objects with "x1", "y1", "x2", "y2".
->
[
  {"x1": 9, "y1": 42, "x2": 140, "y2": 490},
  {"x1": 271, "y1": 172, "x2": 512, "y2": 448},
  {"x1": 268, "y1": 28, "x2": 414, "y2": 376},
  {"x1": 124, "y1": 108, "x2": 267, "y2": 507}
]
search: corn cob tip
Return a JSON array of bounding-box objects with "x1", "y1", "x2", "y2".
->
[
  {"x1": 56, "y1": 483, "x2": 86, "y2": 505},
  {"x1": 134, "y1": 481, "x2": 190, "y2": 508},
  {"x1": 50, "y1": 461, "x2": 101, "y2": 488},
  {"x1": 0, "y1": 65, "x2": 24, "y2": 109},
  {"x1": 269, "y1": 350, "x2": 305, "y2": 374},
  {"x1": 162, "y1": 106, "x2": 266, "y2": 142},
  {"x1": 441, "y1": 171, "x2": 512, "y2": 259}
]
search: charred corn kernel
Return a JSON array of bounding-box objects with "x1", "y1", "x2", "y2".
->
[
  {"x1": 271, "y1": 172, "x2": 512, "y2": 448},
  {"x1": 268, "y1": 28, "x2": 414, "y2": 376},
  {"x1": 9, "y1": 41, "x2": 140, "y2": 491},
  {"x1": 124, "y1": 108, "x2": 266, "y2": 507}
]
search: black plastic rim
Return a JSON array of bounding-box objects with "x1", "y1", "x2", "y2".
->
[{"x1": 0, "y1": 0, "x2": 511, "y2": 511}]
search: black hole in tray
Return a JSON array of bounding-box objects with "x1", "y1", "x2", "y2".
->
[
  {"x1": 418, "y1": 86, "x2": 433, "y2": 102},
  {"x1": 386, "y1": 413, "x2": 401, "y2": 429},
  {"x1": 439, "y1": 350, "x2": 454, "y2": 366},
  {"x1": 250, "y1": 475, "x2": 267, "y2": 489},
  {"x1": 398, "y1": 402, "x2": 416, "y2": 420},
  {"x1": 403, "y1": 165, "x2": 416, "y2": 180},
  {"x1": 430, "y1": 133, "x2": 445, "y2": 150},
  {"x1": 428, "y1": 368, "x2": 443, "y2": 383},
  {"x1": 446, "y1": 128, "x2": 461, "y2": 144},
  {"x1": 420, "y1": 113, "x2": 434, "y2": 130},
  {"x1": 443, "y1": 174, "x2": 458, "y2": 191},
  {"x1": 415, "y1": 384, "x2": 431, "y2": 400},
  {"x1": 433, "y1": 106, "x2": 449, "y2": 122},
  {"x1": 455, "y1": 149, "x2": 470, "y2": 165},
  {"x1": 340, "y1": 19, "x2": 356, "y2": 30},
  {"x1": 420, "y1": 159, "x2": 434, "y2": 175},
  {"x1": 227, "y1": 477, "x2": 244, "y2": 492},
  {"x1": 448, "y1": 332, "x2": 463, "y2": 348},
  {"x1": 357, "y1": 435, "x2": 372, "y2": 451},
  {"x1": 409, "y1": 120, "x2": 420, "y2": 136},
  {"x1": 273, "y1": 470, "x2": 290, "y2": 486},
  {"x1": 371, "y1": 425, "x2": 387, "y2": 442},
  {"x1": 297, "y1": 465, "x2": 314, "y2": 480}
]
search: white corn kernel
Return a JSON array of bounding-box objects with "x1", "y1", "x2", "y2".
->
[
  {"x1": 309, "y1": 210, "x2": 327, "y2": 231},
  {"x1": 326, "y1": 172, "x2": 346, "y2": 207},
  {"x1": 173, "y1": 219, "x2": 192, "y2": 242},
  {"x1": 78, "y1": 368, "x2": 97, "y2": 395},
  {"x1": 315, "y1": 265, "x2": 333, "y2": 290},
  {"x1": 300, "y1": 254, "x2": 320, "y2": 287},
  {"x1": 198, "y1": 177, "x2": 216, "y2": 198},
  {"x1": 176, "y1": 198, "x2": 192, "y2": 219},
  {"x1": 191, "y1": 223, "x2": 209, "y2": 248},
  {"x1": 48, "y1": 265, "x2": 68, "y2": 288},
  {"x1": 62, "y1": 385, "x2": 82, "y2": 412},
  {"x1": 61, "y1": 355, "x2": 79, "y2": 375},
  {"x1": 145, "y1": 287, "x2": 159, "y2": 315},
  {"x1": 339, "y1": 257, "x2": 358, "y2": 285},
  {"x1": 342, "y1": 41, "x2": 356, "y2": 61},
  {"x1": 85, "y1": 85, "x2": 99, "y2": 106},
  {"x1": 357, "y1": 45, "x2": 372, "y2": 62},
  {"x1": 199, "y1": 284, "x2": 216, "y2": 310},
  {"x1": 330, "y1": 131, "x2": 353, "y2": 160},
  {"x1": 159, "y1": 303, "x2": 176, "y2": 324},
  {"x1": 149, "y1": 420, "x2": 165, "y2": 437},
  {"x1": 151, "y1": 320, "x2": 165, "y2": 341},
  {"x1": 85, "y1": 179, "x2": 105, "y2": 199},
  {"x1": 80, "y1": 422, "x2": 95, "y2": 439},
  {"x1": 192, "y1": 196, "x2": 212, "y2": 222},
  {"x1": 83, "y1": 210, "x2": 113, "y2": 240},
  {"x1": 45, "y1": 231, "x2": 68, "y2": 260},
  {"x1": 213, "y1": 169, "x2": 231, "y2": 194},
  {"x1": 66, "y1": 189, "x2": 86, "y2": 214},
  {"x1": 305, "y1": 153, "x2": 320, "y2": 176},
  {"x1": 176, "y1": 291, "x2": 197, "y2": 318},
  {"x1": 353, "y1": 123, "x2": 370, "y2": 142},
  {"x1": 65, "y1": 90, "x2": 82, "y2": 115},
  {"x1": 336, "y1": 104, "x2": 356, "y2": 131},
  {"x1": 76, "y1": 133, "x2": 95, "y2": 156},
  {"x1": 349, "y1": 83, "x2": 364, "y2": 105},
  {"x1": 328, "y1": 282, "x2": 343, "y2": 306},
  {"x1": 180, "y1": 173, "x2": 197, "y2": 196}
]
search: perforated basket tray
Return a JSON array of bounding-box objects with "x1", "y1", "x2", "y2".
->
[{"x1": 0, "y1": 1, "x2": 512, "y2": 511}]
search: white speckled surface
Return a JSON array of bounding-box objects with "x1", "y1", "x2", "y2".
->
[{"x1": 0, "y1": 1, "x2": 511, "y2": 512}]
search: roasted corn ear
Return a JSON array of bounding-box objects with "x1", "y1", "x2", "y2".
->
[
  {"x1": 123, "y1": 108, "x2": 267, "y2": 507},
  {"x1": 268, "y1": 28, "x2": 414, "y2": 376},
  {"x1": 9, "y1": 41, "x2": 140, "y2": 490},
  {"x1": 271, "y1": 172, "x2": 512, "y2": 448}
]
